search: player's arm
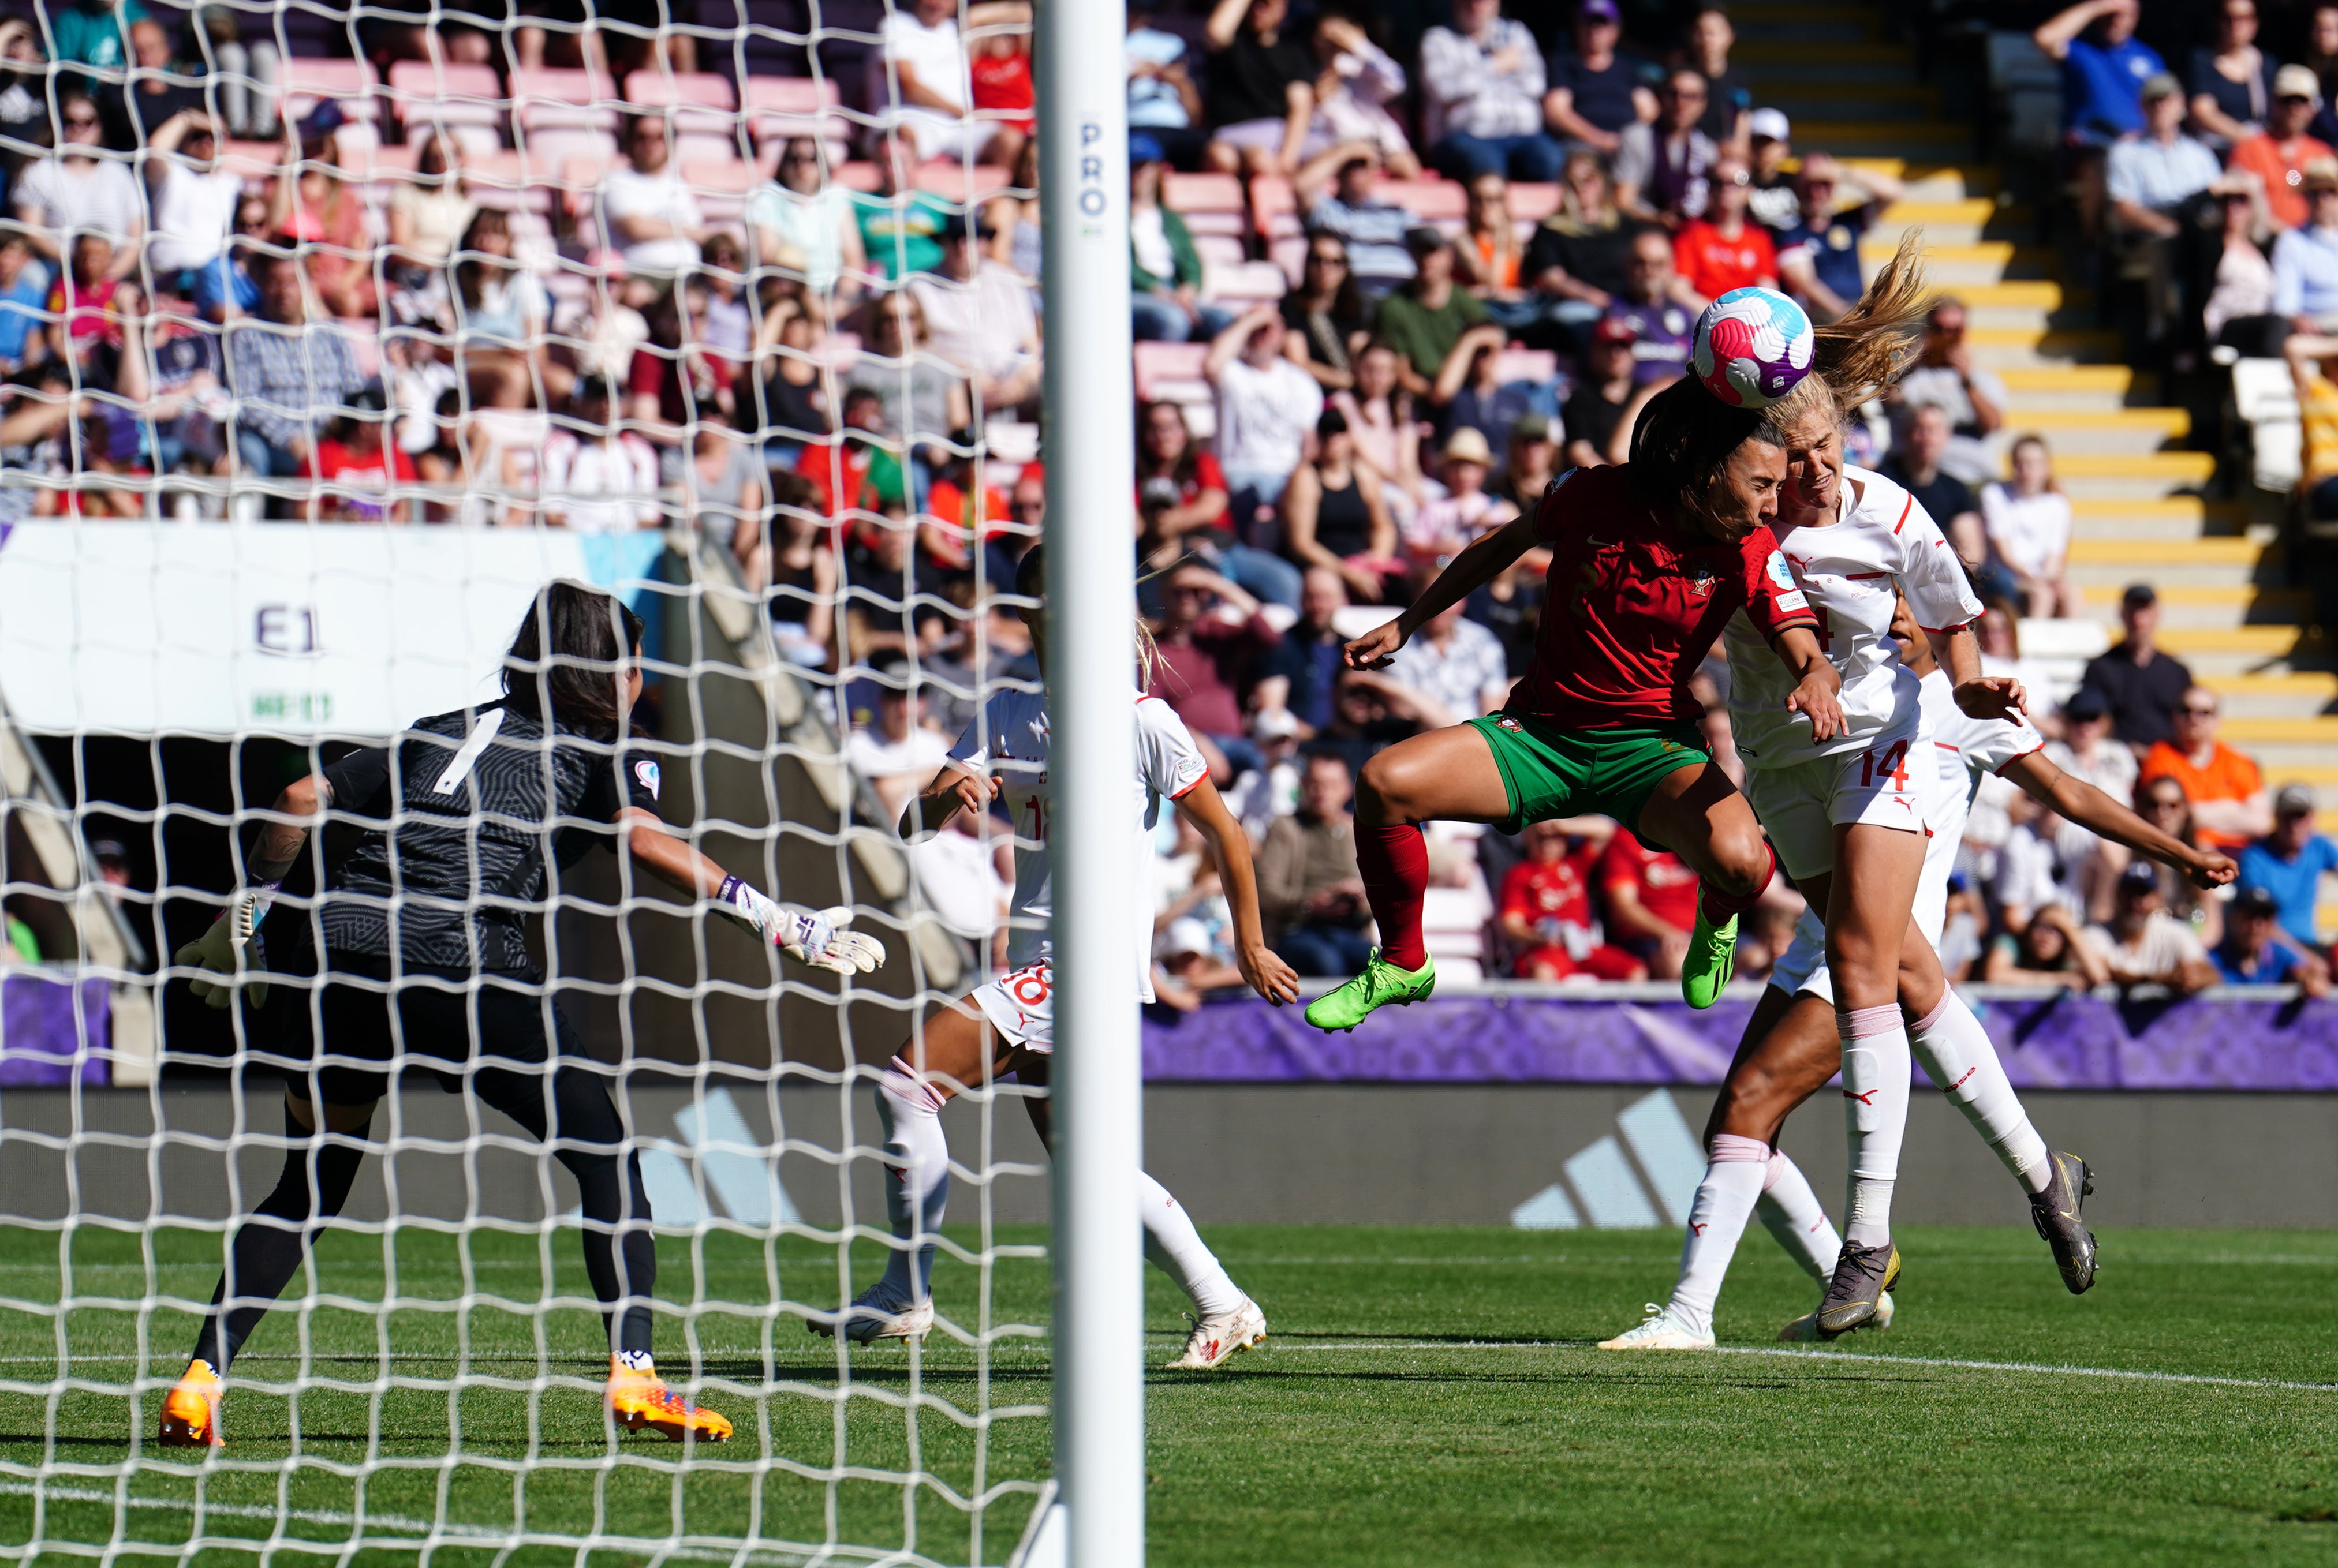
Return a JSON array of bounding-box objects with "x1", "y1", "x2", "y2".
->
[
  {"x1": 2000, "y1": 750, "x2": 2239, "y2": 890},
  {"x1": 1344, "y1": 510, "x2": 1539, "y2": 669},
  {"x1": 1771, "y1": 625, "x2": 1844, "y2": 742},
  {"x1": 1176, "y1": 774, "x2": 1301, "y2": 1006},
  {"x1": 898, "y1": 759, "x2": 1000, "y2": 843},
  {"x1": 618, "y1": 807, "x2": 884, "y2": 974},
  {"x1": 1603, "y1": 873, "x2": 1684, "y2": 942},
  {"x1": 175, "y1": 770, "x2": 339, "y2": 1009}
]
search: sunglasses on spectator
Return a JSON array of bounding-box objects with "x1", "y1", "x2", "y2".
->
[
  {"x1": 2181, "y1": 703, "x2": 2219, "y2": 717},
  {"x1": 783, "y1": 150, "x2": 818, "y2": 163},
  {"x1": 1307, "y1": 249, "x2": 1345, "y2": 267},
  {"x1": 63, "y1": 114, "x2": 99, "y2": 129}
]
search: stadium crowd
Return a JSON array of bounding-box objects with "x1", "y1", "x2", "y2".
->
[{"x1": 0, "y1": 0, "x2": 2327, "y2": 993}]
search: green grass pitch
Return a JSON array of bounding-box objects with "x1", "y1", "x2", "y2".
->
[{"x1": 0, "y1": 1222, "x2": 2332, "y2": 1566}]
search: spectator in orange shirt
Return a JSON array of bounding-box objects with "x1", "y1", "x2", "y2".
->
[
  {"x1": 1498, "y1": 820, "x2": 1647, "y2": 981},
  {"x1": 1669, "y1": 152, "x2": 1776, "y2": 304},
  {"x1": 2228, "y1": 64, "x2": 2335, "y2": 230},
  {"x1": 1599, "y1": 825, "x2": 1701, "y2": 977},
  {"x1": 2138, "y1": 684, "x2": 2273, "y2": 851}
]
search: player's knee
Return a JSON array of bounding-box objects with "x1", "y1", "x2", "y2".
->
[
  {"x1": 1356, "y1": 751, "x2": 1409, "y2": 820},
  {"x1": 1706, "y1": 827, "x2": 1771, "y2": 899}
]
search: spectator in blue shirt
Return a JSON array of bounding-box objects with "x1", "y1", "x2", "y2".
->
[
  {"x1": 0, "y1": 233, "x2": 47, "y2": 373},
  {"x1": 2211, "y1": 885, "x2": 2331, "y2": 992},
  {"x1": 1773, "y1": 151, "x2": 1902, "y2": 323},
  {"x1": 2273, "y1": 160, "x2": 2338, "y2": 334},
  {"x1": 2036, "y1": 0, "x2": 2163, "y2": 144},
  {"x1": 1542, "y1": 0, "x2": 1654, "y2": 159},
  {"x1": 2238, "y1": 783, "x2": 2338, "y2": 950}
]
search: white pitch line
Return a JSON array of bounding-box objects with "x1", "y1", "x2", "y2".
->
[{"x1": 1260, "y1": 1339, "x2": 2338, "y2": 1391}]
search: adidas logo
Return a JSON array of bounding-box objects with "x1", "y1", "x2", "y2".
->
[
  {"x1": 569, "y1": 1087, "x2": 801, "y2": 1227},
  {"x1": 1510, "y1": 1090, "x2": 1705, "y2": 1230}
]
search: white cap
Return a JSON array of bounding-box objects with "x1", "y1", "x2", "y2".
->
[
  {"x1": 1749, "y1": 107, "x2": 1790, "y2": 142},
  {"x1": 1160, "y1": 918, "x2": 1213, "y2": 960}
]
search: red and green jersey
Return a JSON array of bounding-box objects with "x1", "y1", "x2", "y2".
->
[{"x1": 1509, "y1": 463, "x2": 1817, "y2": 728}]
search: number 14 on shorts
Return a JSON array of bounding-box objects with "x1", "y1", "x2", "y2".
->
[{"x1": 1860, "y1": 739, "x2": 1910, "y2": 791}]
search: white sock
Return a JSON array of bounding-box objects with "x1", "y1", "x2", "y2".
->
[
  {"x1": 1839, "y1": 1003, "x2": 1911, "y2": 1251},
  {"x1": 1138, "y1": 1171, "x2": 1243, "y2": 1318},
  {"x1": 1664, "y1": 1134, "x2": 1769, "y2": 1339},
  {"x1": 1909, "y1": 990, "x2": 2052, "y2": 1195},
  {"x1": 1755, "y1": 1150, "x2": 1840, "y2": 1282},
  {"x1": 874, "y1": 1057, "x2": 951, "y2": 1305}
]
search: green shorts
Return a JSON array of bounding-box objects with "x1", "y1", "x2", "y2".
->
[{"x1": 1466, "y1": 715, "x2": 1712, "y2": 837}]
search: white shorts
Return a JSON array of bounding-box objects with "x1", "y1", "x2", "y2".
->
[
  {"x1": 1772, "y1": 746, "x2": 1966, "y2": 1003},
  {"x1": 1745, "y1": 716, "x2": 1930, "y2": 882},
  {"x1": 970, "y1": 959, "x2": 1055, "y2": 1054}
]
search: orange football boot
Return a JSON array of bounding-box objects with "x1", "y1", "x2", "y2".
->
[
  {"x1": 158, "y1": 1360, "x2": 225, "y2": 1448},
  {"x1": 606, "y1": 1358, "x2": 733, "y2": 1442}
]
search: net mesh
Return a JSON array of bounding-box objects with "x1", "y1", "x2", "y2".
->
[{"x1": 0, "y1": 0, "x2": 1051, "y2": 1560}]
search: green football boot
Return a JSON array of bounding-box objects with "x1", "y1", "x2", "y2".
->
[
  {"x1": 1680, "y1": 905, "x2": 1738, "y2": 1009},
  {"x1": 1303, "y1": 949, "x2": 1436, "y2": 1033}
]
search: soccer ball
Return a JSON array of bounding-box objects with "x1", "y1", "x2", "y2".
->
[{"x1": 1691, "y1": 287, "x2": 1816, "y2": 409}]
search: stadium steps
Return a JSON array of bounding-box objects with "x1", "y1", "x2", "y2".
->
[
  {"x1": 2218, "y1": 716, "x2": 2338, "y2": 770},
  {"x1": 2078, "y1": 583, "x2": 2307, "y2": 629},
  {"x1": 2066, "y1": 537, "x2": 2266, "y2": 588},
  {"x1": 2069, "y1": 497, "x2": 2247, "y2": 541},
  {"x1": 1736, "y1": 0, "x2": 2281, "y2": 667},
  {"x1": 2201, "y1": 672, "x2": 2338, "y2": 718}
]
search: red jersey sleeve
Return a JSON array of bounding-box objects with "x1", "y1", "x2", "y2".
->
[
  {"x1": 1737, "y1": 525, "x2": 1819, "y2": 642},
  {"x1": 1193, "y1": 451, "x2": 1227, "y2": 492}
]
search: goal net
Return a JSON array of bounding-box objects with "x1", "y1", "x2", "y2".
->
[{"x1": 0, "y1": 0, "x2": 1060, "y2": 1560}]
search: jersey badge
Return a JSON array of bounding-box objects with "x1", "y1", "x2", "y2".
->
[
  {"x1": 1496, "y1": 716, "x2": 1522, "y2": 731},
  {"x1": 1685, "y1": 562, "x2": 1718, "y2": 597},
  {"x1": 634, "y1": 759, "x2": 661, "y2": 800},
  {"x1": 1765, "y1": 550, "x2": 1797, "y2": 591}
]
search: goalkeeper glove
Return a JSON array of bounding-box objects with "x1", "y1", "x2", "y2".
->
[
  {"x1": 716, "y1": 877, "x2": 886, "y2": 975},
  {"x1": 173, "y1": 885, "x2": 276, "y2": 1011}
]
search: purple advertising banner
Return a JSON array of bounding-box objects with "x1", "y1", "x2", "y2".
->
[
  {"x1": 0, "y1": 974, "x2": 111, "y2": 1086},
  {"x1": 1142, "y1": 991, "x2": 2338, "y2": 1091}
]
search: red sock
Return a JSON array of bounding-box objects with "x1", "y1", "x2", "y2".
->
[
  {"x1": 1355, "y1": 822, "x2": 1429, "y2": 970},
  {"x1": 1697, "y1": 841, "x2": 1776, "y2": 923}
]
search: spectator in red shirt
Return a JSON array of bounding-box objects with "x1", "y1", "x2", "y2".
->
[
  {"x1": 308, "y1": 388, "x2": 419, "y2": 523},
  {"x1": 969, "y1": 28, "x2": 1036, "y2": 145},
  {"x1": 1148, "y1": 563, "x2": 1283, "y2": 780},
  {"x1": 1670, "y1": 152, "x2": 1776, "y2": 305},
  {"x1": 1599, "y1": 825, "x2": 1702, "y2": 978},
  {"x1": 45, "y1": 233, "x2": 119, "y2": 366},
  {"x1": 1500, "y1": 820, "x2": 1648, "y2": 981}
]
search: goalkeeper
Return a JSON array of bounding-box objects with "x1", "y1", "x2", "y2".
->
[{"x1": 162, "y1": 582, "x2": 884, "y2": 1449}]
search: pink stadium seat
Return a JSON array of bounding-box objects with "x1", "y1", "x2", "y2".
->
[
  {"x1": 1380, "y1": 179, "x2": 1468, "y2": 222},
  {"x1": 834, "y1": 161, "x2": 882, "y2": 192},
  {"x1": 387, "y1": 61, "x2": 503, "y2": 129},
  {"x1": 1269, "y1": 234, "x2": 1306, "y2": 289},
  {"x1": 1164, "y1": 171, "x2": 1245, "y2": 238},
  {"x1": 281, "y1": 59, "x2": 380, "y2": 124},
  {"x1": 1492, "y1": 348, "x2": 1558, "y2": 385},
  {"x1": 1207, "y1": 259, "x2": 1288, "y2": 310},
  {"x1": 1249, "y1": 176, "x2": 1300, "y2": 242},
  {"x1": 677, "y1": 131, "x2": 748, "y2": 167},
  {"x1": 742, "y1": 78, "x2": 849, "y2": 152},
  {"x1": 512, "y1": 68, "x2": 615, "y2": 107},
  {"x1": 622, "y1": 70, "x2": 738, "y2": 111},
  {"x1": 1190, "y1": 231, "x2": 1245, "y2": 271},
  {"x1": 559, "y1": 154, "x2": 624, "y2": 217},
  {"x1": 915, "y1": 163, "x2": 1011, "y2": 204},
  {"x1": 1508, "y1": 182, "x2": 1560, "y2": 223},
  {"x1": 1133, "y1": 341, "x2": 1208, "y2": 402},
  {"x1": 744, "y1": 77, "x2": 841, "y2": 115},
  {"x1": 522, "y1": 126, "x2": 618, "y2": 167},
  {"x1": 337, "y1": 317, "x2": 382, "y2": 381}
]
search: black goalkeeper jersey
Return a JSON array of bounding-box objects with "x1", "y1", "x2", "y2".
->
[{"x1": 316, "y1": 702, "x2": 661, "y2": 973}]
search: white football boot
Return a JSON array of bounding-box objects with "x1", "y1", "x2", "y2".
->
[
  {"x1": 1778, "y1": 1288, "x2": 1895, "y2": 1343},
  {"x1": 1597, "y1": 1303, "x2": 1716, "y2": 1350},
  {"x1": 811, "y1": 1285, "x2": 935, "y2": 1345},
  {"x1": 1167, "y1": 1298, "x2": 1267, "y2": 1369}
]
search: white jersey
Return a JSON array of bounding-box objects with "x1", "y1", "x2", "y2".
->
[
  {"x1": 945, "y1": 688, "x2": 1209, "y2": 999},
  {"x1": 1723, "y1": 465, "x2": 1985, "y2": 771}
]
